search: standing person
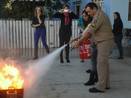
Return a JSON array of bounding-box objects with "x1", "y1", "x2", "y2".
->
[
  {"x1": 31, "y1": 6, "x2": 49, "y2": 59},
  {"x1": 78, "y1": 10, "x2": 92, "y2": 62},
  {"x1": 84, "y1": 43, "x2": 98, "y2": 86},
  {"x1": 113, "y1": 12, "x2": 124, "y2": 59},
  {"x1": 53, "y1": 4, "x2": 78, "y2": 63},
  {"x1": 72, "y1": 2, "x2": 114, "y2": 93},
  {"x1": 77, "y1": 10, "x2": 98, "y2": 85}
]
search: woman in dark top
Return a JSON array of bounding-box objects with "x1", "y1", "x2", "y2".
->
[
  {"x1": 53, "y1": 4, "x2": 78, "y2": 63},
  {"x1": 113, "y1": 12, "x2": 124, "y2": 59},
  {"x1": 32, "y1": 6, "x2": 49, "y2": 59}
]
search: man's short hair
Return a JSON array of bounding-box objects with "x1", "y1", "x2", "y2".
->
[{"x1": 85, "y1": 2, "x2": 98, "y2": 10}]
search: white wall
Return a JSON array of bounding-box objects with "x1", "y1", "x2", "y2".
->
[
  {"x1": 104, "y1": 0, "x2": 131, "y2": 28},
  {"x1": 103, "y1": 0, "x2": 111, "y2": 16},
  {"x1": 80, "y1": 0, "x2": 131, "y2": 28}
]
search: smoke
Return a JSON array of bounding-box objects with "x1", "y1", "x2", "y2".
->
[
  {"x1": 0, "y1": 44, "x2": 67, "y2": 98},
  {"x1": 24, "y1": 45, "x2": 67, "y2": 98}
]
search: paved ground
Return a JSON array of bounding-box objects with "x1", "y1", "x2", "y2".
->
[{"x1": 17, "y1": 48, "x2": 131, "y2": 98}]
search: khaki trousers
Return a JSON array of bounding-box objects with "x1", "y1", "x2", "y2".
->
[{"x1": 96, "y1": 39, "x2": 114, "y2": 91}]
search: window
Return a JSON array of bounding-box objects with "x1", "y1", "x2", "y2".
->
[{"x1": 128, "y1": 0, "x2": 131, "y2": 21}]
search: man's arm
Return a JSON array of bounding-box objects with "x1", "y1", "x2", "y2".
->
[
  {"x1": 78, "y1": 11, "x2": 104, "y2": 42},
  {"x1": 31, "y1": 17, "x2": 41, "y2": 28},
  {"x1": 31, "y1": 24, "x2": 41, "y2": 28},
  {"x1": 72, "y1": 11, "x2": 104, "y2": 47}
]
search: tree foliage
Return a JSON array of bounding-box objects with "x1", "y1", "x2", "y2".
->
[{"x1": 0, "y1": 0, "x2": 67, "y2": 19}]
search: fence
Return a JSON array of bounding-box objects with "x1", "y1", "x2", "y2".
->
[{"x1": 0, "y1": 19, "x2": 80, "y2": 58}]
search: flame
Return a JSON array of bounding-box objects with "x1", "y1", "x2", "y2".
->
[{"x1": 0, "y1": 64, "x2": 24, "y2": 90}]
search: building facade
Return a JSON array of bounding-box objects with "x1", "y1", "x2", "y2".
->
[
  {"x1": 104, "y1": 0, "x2": 131, "y2": 28},
  {"x1": 69, "y1": 0, "x2": 104, "y2": 15},
  {"x1": 68, "y1": 0, "x2": 81, "y2": 16},
  {"x1": 77, "y1": 0, "x2": 131, "y2": 28}
]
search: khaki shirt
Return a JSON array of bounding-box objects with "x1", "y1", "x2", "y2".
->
[{"x1": 85, "y1": 10, "x2": 114, "y2": 43}]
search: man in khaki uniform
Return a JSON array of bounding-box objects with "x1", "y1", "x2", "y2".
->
[{"x1": 73, "y1": 2, "x2": 114, "y2": 93}]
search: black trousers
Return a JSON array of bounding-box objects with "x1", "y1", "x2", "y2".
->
[
  {"x1": 59, "y1": 32, "x2": 71, "y2": 61},
  {"x1": 91, "y1": 43, "x2": 97, "y2": 72},
  {"x1": 114, "y1": 34, "x2": 123, "y2": 57}
]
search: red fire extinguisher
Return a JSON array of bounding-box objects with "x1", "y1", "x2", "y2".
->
[{"x1": 79, "y1": 39, "x2": 91, "y2": 60}]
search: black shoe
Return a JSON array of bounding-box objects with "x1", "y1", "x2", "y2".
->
[
  {"x1": 89, "y1": 87, "x2": 104, "y2": 93},
  {"x1": 86, "y1": 69, "x2": 92, "y2": 73},
  {"x1": 60, "y1": 59, "x2": 64, "y2": 63},
  {"x1": 81, "y1": 60, "x2": 84, "y2": 62},
  {"x1": 66, "y1": 59, "x2": 70, "y2": 63},
  {"x1": 84, "y1": 72, "x2": 95, "y2": 86},
  {"x1": 106, "y1": 87, "x2": 110, "y2": 89},
  {"x1": 118, "y1": 57, "x2": 123, "y2": 59}
]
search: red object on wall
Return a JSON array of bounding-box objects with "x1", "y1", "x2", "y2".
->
[{"x1": 79, "y1": 39, "x2": 91, "y2": 60}]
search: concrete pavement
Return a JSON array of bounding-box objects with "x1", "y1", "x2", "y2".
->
[{"x1": 21, "y1": 49, "x2": 131, "y2": 98}]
